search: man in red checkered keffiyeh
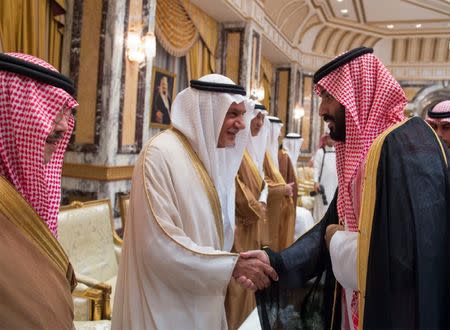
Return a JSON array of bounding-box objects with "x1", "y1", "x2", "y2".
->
[
  {"x1": 0, "y1": 53, "x2": 78, "y2": 328},
  {"x1": 426, "y1": 100, "x2": 450, "y2": 148},
  {"x1": 0, "y1": 53, "x2": 77, "y2": 236},
  {"x1": 254, "y1": 47, "x2": 450, "y2": 330},
  {"x1": 316, "y1": 47, "x2": 406, "y2": 330}
]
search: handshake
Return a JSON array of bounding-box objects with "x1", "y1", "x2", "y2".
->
[{"x1": 231, "y1": 250, "x2": 278, "y2": 291}]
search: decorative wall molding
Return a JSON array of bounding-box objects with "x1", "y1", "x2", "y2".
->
[
  {"x1": 299, "y1": 51, "x2": 332, "y2": 71},
  {"x1": 389, "y1": 64, "x2": 450, "y2": 80},
  {"x1": 224, "y1": 0, "x2": 302, "y2": 64},
  {"x1": 62, "y1": 163, "x2": 134, "y2": 181}
]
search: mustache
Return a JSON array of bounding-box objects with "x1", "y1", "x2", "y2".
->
[{"x1": 46, "y1": 132, "x2": 65, "y2": 143}]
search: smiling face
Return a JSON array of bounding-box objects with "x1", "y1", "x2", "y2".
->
[
  {"x1": 44, "y1": 105, "x2": 72, "y2": 164},
  {"x1": 319, "y1": 89, "x2": 346, "y2": 142},
  {"x1": 217, "y1": 101, "x2": 246, "y2": 148}
]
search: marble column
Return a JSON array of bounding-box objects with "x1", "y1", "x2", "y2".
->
[{"x1": 61, "y1": 0, "x2": 157, "y2": 227}]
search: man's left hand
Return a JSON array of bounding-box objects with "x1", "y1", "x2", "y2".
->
[{"x1": 325, "y1": 224, "x2": 344, "y2": 250}]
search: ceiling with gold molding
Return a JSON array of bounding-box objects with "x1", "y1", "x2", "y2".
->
[
  {"x1": 264, "y1": 0, "x2": 450, "y2": 62},
  {"x1": 191, "y1": 0, "x2": 450, "y2": 69}
]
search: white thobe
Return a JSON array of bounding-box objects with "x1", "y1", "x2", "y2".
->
[
  {"x1": 313, "y1": 146, "x2": 337, "y2": 221},
  {"x1": 112, "y1": 130, "x2": 238, "y2": 330},
  {"x1": 294, "y1": 207, "x2": 314, "y2": 240},
  {"x1": 328, "y1": 160, "x2": 363, "y2": 330},
  {"x1": 330, "y1": 231, "x2": 358, "y2": 330}
]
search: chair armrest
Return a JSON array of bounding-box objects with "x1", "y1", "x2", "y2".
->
[
  {"x1": 72, "y1": 284, "x2": 103, "y2": 321},
  {"x1": 76, "y1": 273, "x2": 112, "y2": 320},
  {"x1": 112, "y1": 230, "x2": 123, "y2": 246}
]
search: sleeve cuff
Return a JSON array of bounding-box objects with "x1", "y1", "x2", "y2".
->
[
  {"x1": 262, "y1": 247, "x2": 287, "y2": 275},
  {"x1": 258, "y1": 181, "x2": 269, "y2": 203}
]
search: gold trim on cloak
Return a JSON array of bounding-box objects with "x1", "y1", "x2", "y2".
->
[
  {"x1": 243, "y1": 150, "x2": 264, "y2": 189},
  {"x1": 0, "y1": 176, "x2": 72, "y2": 283},
  {"x1": 238, "y1": 150, "x2": 266, "y2": 217},
  {"x1": 264, "y1": 151, "x2": 286, "y2": 185},
  {"x1": 357, "y1": 118, "x2": 448, "y2": 328},
  {"x1": 170, "y1": 128, "x2": 224, "y2": 249}
]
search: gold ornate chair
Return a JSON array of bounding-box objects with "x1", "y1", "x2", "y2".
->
[
  {"x1": 118, "y1": 194, "x2": 130, "y2": 233},
  {"x1": 57, "y1": 199, "x2": 123, "y2": 327}
]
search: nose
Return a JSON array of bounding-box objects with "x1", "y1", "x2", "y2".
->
[
  {"x1": 318, "y1": 100, "x2": 327, "y2": 117},
  {"x1": 235, "y1": 116, "x2": 246, "y2": 130},
  {"x1": 55, "y1": 113, "x2": 70, "y2": 134}
]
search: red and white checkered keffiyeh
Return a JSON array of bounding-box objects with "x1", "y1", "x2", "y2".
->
[
  {"x1": 315, "y1": 52, "x2": 407, "y2": 329},
  {"x1": 315, "y1": 52, "x2": 406, "y2": 231},
  {"x1": 0, "y1": 53, "x2": 78, "y2": 236},
  {"x1": 426, "y1": 100, "x2": 450, "y2": 124}
]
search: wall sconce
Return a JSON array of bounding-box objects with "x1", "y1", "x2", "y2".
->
[
  {"x1": 126, "y1": 30, "x2": 156, "y2": 63},
  {"x1": 293, "y1": 103, "x2": 305, "y2": 119},
  {"x1": 250, "y1": 85, "x2": 265, "y2": 101}
]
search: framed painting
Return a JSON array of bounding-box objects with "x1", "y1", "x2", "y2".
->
[{"x1": 150, "y1": 67, "x2": 176, "y2": 129}]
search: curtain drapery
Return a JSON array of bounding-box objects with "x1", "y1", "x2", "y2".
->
[
  {"x1": 186, "y1": 38, "x2": 215, "y2": 80},
  {"x1": 156, "y1": 0, "x2": 219, "y2": 79},
  {"x1": 155, "y1": 0, "x2": 199, "y2": 57},
  {"x1": 0, "y1": 0, "x2": 65, "y2": 70}
]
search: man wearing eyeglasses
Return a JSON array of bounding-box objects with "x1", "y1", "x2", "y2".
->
[{"x1": 0, "y1": 53, "x2": 78, "y2": 329}]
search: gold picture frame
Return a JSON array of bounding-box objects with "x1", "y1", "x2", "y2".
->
[{"x1": 150, "y1": 67, "x2": 176, "y2": 129}]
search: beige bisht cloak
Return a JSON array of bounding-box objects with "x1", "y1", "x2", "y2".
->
[
  {"x1": 278, "y1": 148, "x2": 299, "y2": 208},
  {"x1": 0, "y1": 176, "x2": 76, "y2": 330},
  {"x1": 225, "y1": 150, "x2": 266, "y2": 330},
  {"x1": 112, "y1": 129, "x2": 239, "y2": 330},
  {"x1": 264, "y1": 152, "x2": 295, "y2": 251}
]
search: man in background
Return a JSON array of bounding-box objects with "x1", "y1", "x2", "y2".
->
[
  {"x1": 278, "y1": 133, "x2": 302, "y2": 208},
  {"x1": 426, "y1": 100, "x2": 450, "y2": 148},
  {"x1": 312, "y1": 133, "x2": 337, "y2": 221},
  {"x1": 263, "y1": 116, "x2": 295, "y2": 251},
  {"x1": 226, "y1": 104, "x2": 269, "y2": 330}
]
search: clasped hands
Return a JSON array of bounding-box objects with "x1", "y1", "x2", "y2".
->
[{"x1": 231, "y1": 250, "x2": 278, "y2": 291}]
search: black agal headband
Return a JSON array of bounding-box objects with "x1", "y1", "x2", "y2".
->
[
  {"x1": 255, "y1": 104, "x2": 266, "y2": 111},
  {"x1": 267, "y1": 116, "x2": 282, "y2": 123},
  {"x1": 427, "y1": 109, "x2": 450, "y2": 119},
  {"x1": 0, "y1": 53, "x2": 75, "y2": 96},
  {"x1": 190, "y1": 79, "x2": 246, "y2": 96},
  {"x1": 313, "y1": 47, "x2": 374, "y2": 84}
]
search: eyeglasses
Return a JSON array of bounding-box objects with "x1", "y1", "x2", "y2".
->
[{"x1": 53, "y1": 106, "x2": 73, "y2": 126}]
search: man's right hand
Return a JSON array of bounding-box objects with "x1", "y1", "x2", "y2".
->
[
  {"x1": 232, "y1": 252, "x2": 278, "y2": 290},
  {"x1": 284, "y1": 182, "x2": 295, "y2": 197}
]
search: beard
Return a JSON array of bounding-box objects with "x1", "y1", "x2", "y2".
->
[{"x1": 326, "y1": 105, "x2": 346, "y2": 142}]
